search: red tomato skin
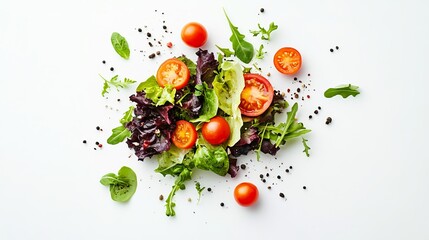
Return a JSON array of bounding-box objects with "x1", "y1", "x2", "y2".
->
[
  {"x1": 181, "y1": 22, "x2": 208, "y2": 48},
  {"x1": 201, "y1": 116, "x2": 230, "y2": 145},
  {"x1": 234, "y1": 182, "x2": 259, "y2": 207}
]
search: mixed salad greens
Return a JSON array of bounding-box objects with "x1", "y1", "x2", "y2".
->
[{"x1": 99, "y1": 9, "x2": 360, "y2": 216}]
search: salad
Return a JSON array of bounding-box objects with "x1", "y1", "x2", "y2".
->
[{"x1": 98, "y1": 9, "x2": 359, "y2": 217}]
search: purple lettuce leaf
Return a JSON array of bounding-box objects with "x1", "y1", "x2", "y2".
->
[
  {"x1": 195, "y1": 49, "x2": 219, "y2": 87},
  {"x1": 227, "y1": 156, "x2": 239, "y2": 178},
  {"x1": 229, "y1": 127, "x2": 260, "y2": 157}
]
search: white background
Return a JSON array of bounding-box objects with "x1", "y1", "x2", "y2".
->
[{"x1": 1, "y1": 0, "x2": 428, "y2": 239}]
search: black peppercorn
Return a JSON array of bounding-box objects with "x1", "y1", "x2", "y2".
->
[
  {"x1": 220, "y1": 202, "x2": 224, "y2": 207},
  {"x1": 110, "y1": 67, "x2": 114, "y2": 71},
  {"x1": 260, "y1": 8, "x2": 265, "y2": 13},
  {"x1": 240, "y1": 164, "x2": 246, "y2": 170},
  {"x1": 330, "y1": 48, "x2": 334, "y2": 52},
  {"x1": 279, "y1": 193, "x2": 285, "y2": 198},
  {"x1": 147, "y1": 32, "x2": 152, "y2": 37},
  {"x1": 207, "y1": 187, "x2": 212, "y2": 192},
  {"x1": 83, "y1": 140, "x2": 87, "y2": 144},
  {"x1": 138, "y1": 28, "x2": 142, "y2": 32}
]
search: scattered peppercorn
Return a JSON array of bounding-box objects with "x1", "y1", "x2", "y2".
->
[
  {"x1": 83, "y1": 140, "x2": 87, "y2": 144},
  {"x1": 297, "y1": 88, "x2": 301, "y2": 93},
  {"x1": 336, "y1": 46, "x2": 339, "y2": 50},
  {"x1": 330, "y1": 48, "x2": 334, "y2": 52},
  {"x1": 260, "y1": 8, "x2": 265, "y2": 13},
  {"x1": 309, "y1": 115, "x2": 312, "y2": 119},
  {"x1": 96, "y1": 126, "x2": 100, "y2": 130},
  {"x1": 267, "y1": 72, "x2": 271, "y2": 77},
  {"x1": 285, "y1": 169, "x2": 289, "y2": 173},
  {"x1": 294, "y1": 77, "x2": 297, "y2": 81},
  {"x1": 159, "y1": 195, "x2": 164, "y2": 201},
  {"x1": 260, "y1": 174, "x2": 264, "y2": 178},
  {"x1": 148, "y1": 53, "x2": 156, "y2": 59},
  {"x1": 240, "y1": 164, "x2": 246, "y2": 170},
  {"x1": 207, "y1": 187, "x2": 212, "y2": 192},
  {"x1": 314, "y1": 110, "x2": 319, "y2": 114},
  {"x1": 266, "y1": 173, "x2": 269, "y2": 177},
  {"x1": 279, "y1": 193, "x2": 285, "y2": 198},
  {"x1": 262, "y1": 179, "x2": 266, "y2": 183},
  {"x1": 303, "y1": 186, "x2": 307, "y2": 190},
  {"x1": 138, "y1": 28, "x2": 142, "y2": 32},
  {"x1": 308, "y1": 73, "x2": 311, "y2": 76},
  {"x1": 294, "y1": 93, "x2": 299, "y2": 99},
  {"x1": 102, "y1": 60, "x2": 106, "y2": 64},
  {"x1": 117, "y1": 99, "x2": 121, "y2": 102},
  {"x1": 147, "y1": 32, "x2": 152, "y2": 37},
  {"x1": 162, "y1": 25, "x2": 167, "y2": 30},
  {"x1": 289, "y1": 166, "x2": 293, "y2": 169},
  {"x1": 156, "y1": 51, "x2": 161, "y2": 55},
  {"x1": 277, "y1": 175, "x2": 281, "y2": 179},
  {"x1": 267, "y1": 186, "x2": 271, "y2": 190},
  {"x1": 110, "y1": 67, "x2": 114, "y2": 71},
  {"x1": 318, "y1": 106, "x2": 321, "y2": 110},
  {"x1": 95, "y1": 141, "x2": 99, "y2": 145},
  {"x1": 326, "y1": 117, "x2": 332, "y2": 125},
  {"x1": 220, "y1": 202, "x2": 224, "y2": 207},
  {"x1": 148, "y1": 42, "x2": 153, "y2": 47}
]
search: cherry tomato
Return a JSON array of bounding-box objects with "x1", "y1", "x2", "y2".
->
[
  {"x1": 201, "y1": 116, "x2": 230, "y2": 145},
  {"x1": 239, "y1": 73, "x2": 274, "y2": 117},
  {"x1": 234, "y1": 182, "x2": 259, "y2": 207},
  {"x1": 156, "y1": 58, "x2": 190, "y2": 90},
  {"x1": 273, "y1": 47, "x2": 302, "y2": 75},
  {"x1": 172, "y1": 120, "x2": 197, "y2": 149},
  {"x1": 181, "y1": 22, "x2": 208, "y2": 48}
]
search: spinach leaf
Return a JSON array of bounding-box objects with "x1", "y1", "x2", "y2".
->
[
  {"x1": 165, "y1": 168, "x2": 192, "y2": 216},
  {"x1": 107, "y1": 106, "x2": 134, "y2": 145},
  {"x1": 302, "y1": 137, "x2": 310, "y2": 157},
  {"x1": 223, "y1": 10, "x2": 254, "y2": 64},
  {"x1": 250, "y1": 22, "x2": 278, "y2": 40},
  {"x1": 100, "y1": 166, "x2": 137, "y2": 202},
  {"x1": 100, "y1": 75, "x2": 136, "y2": 97},
  {"x1": 216, "y1": 45, "x2": 234, "y2": 57},
  {"x1": 324, "y1": 84, "x2": 360, "y2": 98},
  {"x1": 111, "y1": 32, "x2": 130, "y2": 59}
]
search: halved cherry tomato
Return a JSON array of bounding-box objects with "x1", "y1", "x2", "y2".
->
[
  {"x1": 239, "y1": 73, "x2": 274, "y2": 117},
  {"x1": 156, "y1": 58, "x2": 190, "y2": 90},
  {"x1": 181, "y1": 22, "x2": 208, "y2": 48},
  {"x1": 234, "y1": 182, "x2": 259, "y2": 207},
  {"x1": 172, "y1": 120, "x2": 197, "y2": 149},
  {"x1": 273, "y1": 47, "x2": 302, "y2": 75},
  {"x1": 201, "y1": 116, "x2": 230, "y2": 145}
]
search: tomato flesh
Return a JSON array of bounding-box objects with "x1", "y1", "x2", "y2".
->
[
  {"x1": 202, "y1": 116, "x2": 230, "y2": 145},
  {"x1": 234, "y1": 182, "x2": 259, "y2": 207},
  {"x1": 181, "y1": 22, "x2": 208, "y2": 48},
  {"x1": 239, "y1": 74, "x2": 274, "y2": 117},
  {"x1": 172, "y1": 120, "x2": 197, "y2": 149},
  {"x1": 273, "y1": 47, "x2": 302, "y2": 75},
  {"x1": 156, "y1": 58, "x2": 190, "y2": 90}
]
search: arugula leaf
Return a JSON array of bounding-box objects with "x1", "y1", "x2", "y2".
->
[
  {"x1": 302, "y1": 137, "x2": 310, "y2": 157},
  {"x1": 223, "y1": 10, "x2": 254, "y2": 64},
  {"x1": 136, "y1": 76, "x2": 176, "y2": 106},
  {"x1": 190, "y1": 83, "x2": 218, "y2": 123},
  {"x1": 275, "y1": 102, "x2": 299, "y2": 147},
  {"x1": 100, "y1": 166, "x2": 137, "y2": 202},
  {"x1": 107, "y1": 126, "x2": 132, "y2": 145},
  {"x1": 250, "y1": 22, "x2": 278, "y2": 40},
  {"x1": 324, "y1": 84, "x2": 360, "y2": 98},
  {"x1": 100, "y1": 75, "x2": 136, "y2": 97},
  {"x1": 177, "y1": 56, "x2": 197, "y2": 76},
  {"x1": 111, "y1": 32, "x2": 130, "y2": 59},
  {"x1": 165, "y1": 168, "x2": 192, "y2": 216},
  {"x1": 216, "y1": 45, "x2": 234, "y2": 57},
  {"x1": 195, "y1": 182, "x2": 205, "y2": 203},
  {"x1": 107, "y1": 106, "x2": 135, "y2": 145},
  {"x1": 256, "y1": 44, "x2": 265, "y2": 59}
]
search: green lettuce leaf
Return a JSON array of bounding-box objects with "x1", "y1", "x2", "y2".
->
[{"x1": 136, "y1": 75, "x2": 176, "y2": 106}]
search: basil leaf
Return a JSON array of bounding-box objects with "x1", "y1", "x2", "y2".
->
[
  {"x1": 223, "y1": 10, "x2": 254, "y2": 64},
  {"x1": 107, "y1": 125, "x2": 131, "y2": 145},
  {"x1": 100, "y1": 166, "x2": 137, "y2": 202},
  {"x1": 324, "y1": 84, "x2": 360, "y2": 98},
  {"x1": 111, "y1": 32, "x2": 130, "y2": 59}
]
